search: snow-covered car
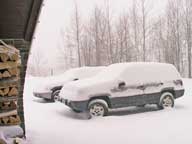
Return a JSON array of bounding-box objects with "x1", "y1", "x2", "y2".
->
[
  {"x1": 33, "y1": 66, "x2": 105, "y2": 102},
  {"x1": 59, "y1": 62, "x2": 184, "y2": 117}
]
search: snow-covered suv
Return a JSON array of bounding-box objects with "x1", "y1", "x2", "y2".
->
[
  {"x1": 33, "y1": 66, "x2": 105, "y2": 102},
  {"x1": 59, "y1": 62, "x2": 184, "y2": 117}
]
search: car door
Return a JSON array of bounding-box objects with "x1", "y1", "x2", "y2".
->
[
  {"x1": 143, "y1": 82, "x2": 163, "y2": 104},
  {"x1": 110, "y1": 76, "x2": 145, "y2": 108}
]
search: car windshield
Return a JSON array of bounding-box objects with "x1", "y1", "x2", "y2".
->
[
  {"x1": 59, "y1": 66, "x2": 105, "y2": 80},
  {"x1": 42, "y1": 68, "x2": 81, "y2": 84},
  {"x1": 95, "y1": 63, "x2": 127, "y2": 80}
]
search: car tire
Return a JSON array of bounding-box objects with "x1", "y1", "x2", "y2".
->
[
  {"x1": 72, "y1": 109, "x2": 82, "y2": 113},
  {"x1": 43, "y1": 98, "x2": 52, "y2": 102},
  {"x1": 51, "y1": 90, "x2": 60, "y2": 102},
  {"x1": 158, "y1": 92, "x2": 174, "y2": 109},
  {"x1": 137, "y1": 104, "x2": 146, "y2": 107},
  {"x1": 88, "y1": 99, "x2": 108, "y2": 117}
]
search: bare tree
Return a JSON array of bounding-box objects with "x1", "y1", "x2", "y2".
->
[
  {"x1": 27, "y1": 51, "x2": 47, "y2": 76},
  {"x1": 166, "y1": 0, "x2": 183, "y2": 72},
  {"x1": 149, "y1": 18, "x2": 162, "y2": 62},
  {"x1": 141, "y1": 0, "x2": 147, "y2": 61},
  {"x1": 61, "y1": 0, "x2": 192, "y2": 77},
  {"x1": 89, "y1": 6, "x2": 109, "y2": 66},
  {"x1": 116, "y1": 16, "x2": 125, "y2": 62},
  {"x1": 63, "y1": 1, "x2": 83, "y2": 67},
  {"x1": 184, "y1": 0, "x2": 192, "y2": 77},
  {"x1": 130, "y1": 0, "x2": 140, "y2": 61},
  {"x1": 74, "y1": 1, "x2": 82, "y2": 67},
  {"x1": 116, "y1": 14, "x2": 132, "y2": 62},
  {"x1": 105, "y1": 0, "x2": 114, "y2": 64},
  {"x1": 93, "y1": 6, "x2": 102, "y2": 66}
]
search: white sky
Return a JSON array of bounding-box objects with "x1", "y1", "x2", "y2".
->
[{"x1": 30, "y1": 0, "x2": 167, "y2": 69}]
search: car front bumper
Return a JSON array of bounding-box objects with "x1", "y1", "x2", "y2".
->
[
  {"x1": 60, "y1": 97, "x2": 88, "y2": 112},
  {"x1": 33, "y1": 92, "x2": 52, "y2": 99},
  {"x1": 175, "y1": 89, "x2": 185, "y2": 99}
]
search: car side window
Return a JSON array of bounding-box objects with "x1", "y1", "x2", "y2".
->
[{"x1": 120, "y1": 68, "x2": 141, "y2": 85}]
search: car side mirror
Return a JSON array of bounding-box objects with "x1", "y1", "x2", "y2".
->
[
  {"x1": 73, "y1": 78, "x2": 79, "y2": 81},
  {"x1": 118, "y1": 81, "x2": 126, "y2": 89}
]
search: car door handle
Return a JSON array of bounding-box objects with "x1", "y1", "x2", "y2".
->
[{"x1": 137, "y1": 85, "x2": 145, "y2": 90}]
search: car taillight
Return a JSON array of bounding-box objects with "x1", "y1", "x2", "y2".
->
[{"x1": 174, "y1": 80, "x2": 183, "y2": 86}]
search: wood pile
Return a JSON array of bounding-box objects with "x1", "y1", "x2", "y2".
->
[{"x1": 0, "y1": 41, "x2": 21, "y2": 126}]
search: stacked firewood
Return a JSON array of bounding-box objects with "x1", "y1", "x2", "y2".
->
[{"x1": 0, "y1": 41, "x2": 21, "y2": 126}]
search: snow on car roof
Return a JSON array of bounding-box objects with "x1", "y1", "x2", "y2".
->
[
  {"x1": 66, "y1": 66, "x2": 105, "y2": 78},
  {"x1": 96, "y1": 62, "x2": 181, "y2": 82},
  {"x1": 43, "y1": 66, "x2": 105, "y2": 81},
  {"x1": 68, "y1": 62, "x2": 181, "y2": 88},
  {"x1": 33, "y1": 66, "x2": 105, "y2": 92}
]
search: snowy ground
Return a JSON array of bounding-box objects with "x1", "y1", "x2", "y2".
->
[{"x1": 24, "y1": 77, "x2": 192, "y2": 144}]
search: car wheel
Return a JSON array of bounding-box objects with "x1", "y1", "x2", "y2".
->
[
  {"x1": 52, "y1": 90, "x2": 60, "y2": 102},
  {"x1": 88, "y1": 99, "x2": 108, "y2": 117},
  {"x1": 158, "y1": 92, "x2": 174, "y2": 109}
]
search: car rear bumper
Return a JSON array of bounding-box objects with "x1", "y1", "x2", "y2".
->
[{"x1": 33, "y1": 92, "x2": 52, "y2": 99}]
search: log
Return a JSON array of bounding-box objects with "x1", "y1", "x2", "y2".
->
[
  {"x1": 9, "y1": 115, "x2": 20, "y2": 124},
  {"x1": 0, "y1": 53, "x2": 9, "y2": 62},
  {"x1": 0, "y1": 61, "x2": 19, "y2": 70},
  {"x1": 2, "y1": 102, "x2": 10, "y2": 109},
  {"x1": 0, "y1": 44, "x2": 20, "y2": 61},
  {"x1": 2, "y1": 71, "x2": 11, "y2": 78},
  {"x1": 0, "y1": 101, "x2": 17, "y2": 110},
  {"x1": 0, "y1": 102, "x2": 9, "y2": 110},
  {"x1": 0, "y1": 77, "x2": 19, "y2": 88},
  {"x1": 0, "y1": 97, "x2": 17, "y2": 102},
  {"x1": 2, "y1": 117, "x2": 9, "y2": 124},
  {"x1": 0, "y1": 110, "x2": 17, "y2": 118},
  {"x1": 10, "y1": 53, "x2": 19, "y2": 61},
  {"x1": 0, "y1": 86, "x2": 18, "y2": 97},
  {"x1": 8, "y1": 68, "x2": 18, "y2": 76},
  {"x1": 0, "y1": 115, "x2": 20, "y2": 126},
  {"x1": 0, "y1": 73, "x2": 2, "y2": 79},
  {"x1": 16, "y1": 59, "x2": 21, "y2": 67},
  {"x1": 0, "y1": 68, "x2": 18, "y2": 80},
  {"x1": 0, "y1": 89, "x2": 4, "y2": 96},
  {"x1": 3, "y1": 87, "x2": 9, "y2": 96},
  {"x1": 10, "y1": 101, "x2": 17, "y2": 107},
  {"x1": 8, "y1": 87, "x2": 18, "y2": 96}
]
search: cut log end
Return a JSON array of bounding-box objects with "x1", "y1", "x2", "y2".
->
[
  {"x1": 0, "y1": 53, "x2": 9, "y2": 62},
  {"x1": 0, "y1": 86, "x2": 18, "y2": 97},
  {"x1": 0, "y1": 89, "x2": 4, "y2": 96},
  {"x1": 0, "y1": 115, "x2": 21, "y2": 126},
  {"x1": 0, "y1": 101, "x2": 17, "y2": 110},
  {"x1": 8, "y1": 87, "x2": 18, "y2": 96},
  {"x1": 8, "y1": 68, "x2": 19, "y2": 76},
  {"x1": 2, "y1": 71, "x2": 11, "y2": 78},
  {"x1": 10, "y1": 53, "x2": 19, "y2": 61},
  {"x1": 3, "y1": 87, "x2": 9, "y2": 96}
]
